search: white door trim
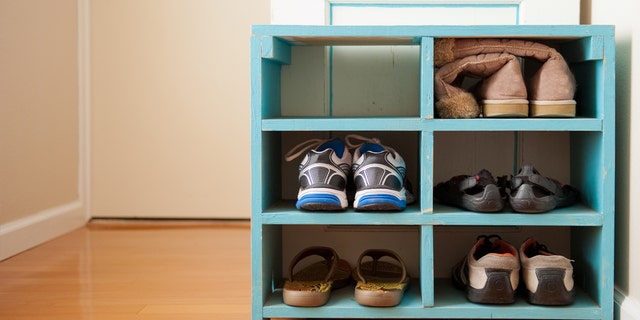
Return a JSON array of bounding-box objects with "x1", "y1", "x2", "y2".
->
[
  {"x1": 78, "y1": 0, "x2": 91, "y2": 220},
  {"x1": 271, "y1": 0, "x2": 579, "y2": 25}
]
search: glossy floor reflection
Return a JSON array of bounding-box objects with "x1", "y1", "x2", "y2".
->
[{"x1": 0, "y1": 220, "x2": 251, "y2": 320}]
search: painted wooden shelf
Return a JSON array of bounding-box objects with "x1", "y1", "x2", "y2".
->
[
  {"x1": 251, "y1": 24, "x2": 615, "y2": 319},
  {"x1": 263, "y1": 279, "x2": 602, "y2": 319},
  {"x1": 262, "y1": 118, "x2": 603, "y2": 131},
  {"x1": 260, "y1": 201, "x2": 602, "y2": 226}
]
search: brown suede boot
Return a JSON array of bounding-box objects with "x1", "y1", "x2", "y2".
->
[
  {"x1": 434, "y1": 53, "x2": 528, "y2": 118},
  {"x1": 435, "y1": 38, "x2": 576, "y2": 117}
]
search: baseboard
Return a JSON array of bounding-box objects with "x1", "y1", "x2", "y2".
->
[
  {"x1": 0, "y1": 200, "x2": 87, "y2": 261},
  {"x1": 616, "y1": 287, "x2": 640, "y2": 320}
]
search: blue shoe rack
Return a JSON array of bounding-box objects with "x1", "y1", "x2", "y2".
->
[{"x1": 250, "y1": 25, "x2": 615, "y2": 319}]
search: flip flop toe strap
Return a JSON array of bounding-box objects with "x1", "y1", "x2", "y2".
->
[
  {"x1": 356, "y1": 249, "x2": 408, "y2": 284},
  {"x1": 288, "y1": 246, "x2": 339, "y2": 283}
]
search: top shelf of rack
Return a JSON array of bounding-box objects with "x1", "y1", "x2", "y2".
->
[{"x1": 252, "y1": 25, "x2": 614, "y2": 46}]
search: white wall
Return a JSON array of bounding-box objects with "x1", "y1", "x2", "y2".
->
[{"x1": 583, "y1": 0, "x2": 640, "y2": 319}]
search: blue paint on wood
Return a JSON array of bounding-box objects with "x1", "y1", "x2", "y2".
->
[{"x1": 251, "y1": 25, "x2": 615, "y2": 320}]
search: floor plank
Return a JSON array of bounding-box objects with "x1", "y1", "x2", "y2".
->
[{"x1": 0, "y1": 220, "x2": 251, "y2": 319}]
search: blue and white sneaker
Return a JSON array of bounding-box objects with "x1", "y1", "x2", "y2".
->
[
  {"x1": 285, "y1": 138, "x2": 352, "y2": 211},
  {"x1": 346, "y1": 135, "x2": 414, "y2": 211}
]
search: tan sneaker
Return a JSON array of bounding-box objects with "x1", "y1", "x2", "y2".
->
[
  {"x1": 452, "y1": 235, "x2": 520, "y2": 304},
  {"x1": 520, "y1": 238, "x2": 575, "y2": 305}
]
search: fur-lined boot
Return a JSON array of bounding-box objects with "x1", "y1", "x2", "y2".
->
[
  {"x1": 434, "y1": 53, "x2": 528, "y2": 118},
  {"x1": 435, "y1": 38, "x2": 576, "y2": 117}
]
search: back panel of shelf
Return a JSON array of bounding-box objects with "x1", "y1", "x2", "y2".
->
[{"x1": 278, "y1": 42, "x2": 423, "y2": 119}]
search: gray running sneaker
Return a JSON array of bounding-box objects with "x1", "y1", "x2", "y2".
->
[
  {"x1": 285, "y1": 138, "x2": 352, "y2": 211},
  {"x1": 346, "y1": 134, "x2": 414, "y2": 211},
  {"x1": 520, "y1": 238, "x2": 575, "y2": 305},
  {"x1": 452, "y1": 235, "x2": 520, "y2": 304}
]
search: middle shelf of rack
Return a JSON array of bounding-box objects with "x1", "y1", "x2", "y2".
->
[
  {"x1": 260, "y1": 117, "x2": 604, "y2": 132},
  {"x1": 260, "y1": 201, "x2": 603, "y2": 226}
]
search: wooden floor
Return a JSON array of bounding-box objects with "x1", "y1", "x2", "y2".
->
[{"x1": 0, "y1": 220, "x2": 251, "y2": 320}]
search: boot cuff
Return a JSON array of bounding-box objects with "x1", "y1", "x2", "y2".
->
[
  {"x1": 434, "y1": 38, "x2": 456, "y2": 67},
  {"x1": 435, "y1": 91, "x2": 480, "y2": 118}
]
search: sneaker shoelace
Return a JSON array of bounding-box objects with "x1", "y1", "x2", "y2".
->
[
  {"x1": 344, "y1": 134, "x2": 398, "y2": 155},
  {"x1": 284, "y1": 138, "x2": 330, "y2": 162},
  {"x1": 524, "y1": 240, "x2": 553, "y2": 258},
  {"x1": 524, "y1": 241, "x2": 575, "y2": 262},
  {"x1": 285, "y1": 134, "x2": 397, "y2": 163}
]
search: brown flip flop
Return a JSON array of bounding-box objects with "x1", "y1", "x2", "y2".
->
[
  {"x1": 283, "y1": 246, "x2": 351, "y2": 307},
  {"x1": 353, "y1": 249, "x2": 409, "y2": 307}
]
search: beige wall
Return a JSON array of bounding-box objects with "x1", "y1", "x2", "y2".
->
[
  {"x1": 0, "y1": 0, "x2": 79, "y2": 224},
  {"x1": 90, "y1": 0, "x2": 270, "y2": 218},
  {"x1": 0, "y1": 0, "x2": 86, "y2": 260},
  {"x1": 1, "y1": 0, "x2": 270, "y2": 258}
]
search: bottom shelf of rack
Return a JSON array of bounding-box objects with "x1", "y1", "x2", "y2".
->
[
  {"x1": 262, "y1": 279, "x2": 603, "y2": 319},
  {"x1": 264, "y1": 280, "x2": 423, "y2": 319}
]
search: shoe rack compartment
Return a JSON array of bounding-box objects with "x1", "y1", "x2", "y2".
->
[
  {"x1": 251, "y1": 25, "x2": 615, "y2": 319},
  {"x1": 261, "y1": 131, "x2": 423, "y2": 225},
  {"x1": 262, "y1": 225, "x2": 425, "y2": 317}
]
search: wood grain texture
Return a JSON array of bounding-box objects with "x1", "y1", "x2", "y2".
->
[{"x1": 0, "y1": 220, "x2": 251, "y2": 319}]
